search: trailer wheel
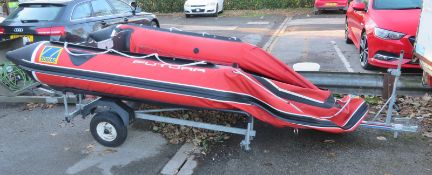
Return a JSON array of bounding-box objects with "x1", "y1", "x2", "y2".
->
[{"x1": 90, "y1": 111, "x2": 127, "y2": 147}]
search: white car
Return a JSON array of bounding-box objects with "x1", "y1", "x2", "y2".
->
[{"x1": 184, "y1": 0, "x2": 224, "y2": 17}]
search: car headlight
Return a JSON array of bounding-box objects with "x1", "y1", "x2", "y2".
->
[
  {"x1": 374, "y1": 27, "x2": 406, "y2": 40},
  {"x1": 184, "y1": 2, "x2": 190, "y2": 7}
]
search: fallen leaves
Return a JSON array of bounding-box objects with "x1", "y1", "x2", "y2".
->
[
  {"x1": 423, "y1": 132, "x2": 432, "y2": 138},
  {"x1": 366, "y1": 94, "x2": 432, "y2": 138},
  {"x1": 84, "y1": 144, "x2": 96, "y2": 154},
  {"x1": 376, "y1": 136, "x2": 387, "y2": 141},
  {"x1": 22, "y1": 103, "x2": 55, "y2": 111},
  {"x1": 140, "y1": 105, "x2": 242, "y2": 152},
  {"x1": 322, "y1": 139, "x2": 335, "y2": 143}
]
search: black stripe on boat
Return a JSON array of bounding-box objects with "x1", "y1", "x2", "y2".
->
[{"x1": 253, "y1": 75, "x2": 336, "y2": 109}]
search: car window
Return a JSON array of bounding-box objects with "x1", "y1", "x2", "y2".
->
[
  {"x1": 374, "y1": 0, "x2": 421, "y2": 10},
  {"x1": 5, "y1": 4, "x2": 64, "y2": 22},
  {"x1": 107, "y1": 0, "x2": 132, "y2": 14},
  {"x1": 71, "y1": 2, "x2": 92, "y2": 20},
  {"x1": 90, "y1": 0, "x2": 113, "y2": 16}
]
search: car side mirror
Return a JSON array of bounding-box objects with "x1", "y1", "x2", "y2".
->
[
  {"x1": 130, "y1": 2, "x2": 137, "y2": 15},
  {"x1": 352, "y1": 2, "x2": 366, "y2": 11}
]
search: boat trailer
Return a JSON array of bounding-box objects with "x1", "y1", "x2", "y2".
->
[{"x1": 61, "y1": 52, "x2": 417, "y2": 151}]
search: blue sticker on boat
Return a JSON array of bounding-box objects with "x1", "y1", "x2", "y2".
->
[{"x1": 39, "y1": 46, "x2": 62, "y2": 64}]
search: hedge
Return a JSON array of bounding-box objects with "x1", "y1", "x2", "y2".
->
[{"x1": 137, "y1": 0, "x2": 314, "y2": 13}]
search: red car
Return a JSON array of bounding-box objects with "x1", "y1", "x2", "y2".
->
[
  {"x1": 314, "y1": 0, "x2": 349, "y2": 14},
  {"x1": 345, "y1": 0, "x2": 422, "y2": 69}
]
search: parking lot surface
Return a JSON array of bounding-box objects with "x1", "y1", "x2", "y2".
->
[
  {"x1": 271, "y1": 13, "x2": 368, "y2": 72},
  {"x1": 0, "y1": 103, "x2": 180, "y2": 175},
  {"x1": 158, "y1": 14, "x2": 286, "y2": 48}
]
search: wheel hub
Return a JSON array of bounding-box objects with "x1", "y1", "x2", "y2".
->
[
  {"x1": 360, "y1": 36, "x2": 369, "y2": 66},
  {"x1": 96, "y1": 122, "x2": 117, "y2": 142}
]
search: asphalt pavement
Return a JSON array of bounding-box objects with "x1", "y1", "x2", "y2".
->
[{"x1": 0, "y1": 103, "x2": 180, "y2": 175}]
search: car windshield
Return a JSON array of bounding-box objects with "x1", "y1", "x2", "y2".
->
[
  {"x1": 374, "y1": 0, "x2": 422, "y2": 10},
  {"x1": 5, "y1": 4, "x2": 64, "y2": 22}
]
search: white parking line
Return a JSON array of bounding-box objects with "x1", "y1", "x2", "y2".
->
[
  {"x1": 288, "y1": 18, "x2": 345, "y2": 26},
  {"x1": 331, "y1": 41, "x2": 354, "y2": 72},
  {"x1": 263, "y1": 16, "x2": 292, "y2": 52},
  {"x1": 247, "y1": 21, "x2": 270, "y2": 25}
]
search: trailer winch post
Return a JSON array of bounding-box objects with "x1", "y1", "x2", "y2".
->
[
  {"x1": 362, "y1": 50, "x2": 418, "y2": 138},
  {"x1": 386, "y1": 51, "x2": 404, "y2": 137}
]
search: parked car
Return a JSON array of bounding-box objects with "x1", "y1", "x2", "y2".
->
[
  {"x1": 345, "y1": 0, "x2": 421, "y2": 70},
  {"x1": 0, "y1": 0, "x2": 159, "y2": 44},
  {"x1": 184, "y1": 0, "x2": 224, "y2": 17},
  {"x1": 314, "y1": 0, "x2": 349, "y2": 14}
]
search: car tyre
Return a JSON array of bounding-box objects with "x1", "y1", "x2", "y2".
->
[
  {"x1": 213, "y1": 5, "x2": 219, "y2": 17},
  {"x1": 345, "y1": 20, "x2": 353, "y2": 44},
  {"x1": 186, "y1": 14, "x2": 191, "y2": 18},
  {"x1": 151, "y1": 20, "x2": 158, "y2": 28},
  {"x1": 90, "y1": 111, "x2": 127, "y2": 147},
  {"x1": 313, "y1": 8, "x2": 321, "y2": 15},
  {"x1": 359, "y1": 32, "x2": 374, "y2": 70}
]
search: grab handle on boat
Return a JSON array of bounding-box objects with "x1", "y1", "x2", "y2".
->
[
  {"x1": 62, "y1": 42, "x2": 207, "y2": 67},
  {"x1": 321, "y1": 96, "x2": 352, "y2": 119}
]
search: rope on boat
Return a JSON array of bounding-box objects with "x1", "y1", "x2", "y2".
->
[
  {"x1": 63, "y1": 42, "x2": 207, "y2": 67},
  {"x1": 169, "y1": 27, "x2": 183, "y2": 32}
]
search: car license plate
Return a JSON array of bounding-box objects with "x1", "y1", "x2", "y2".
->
[
  {"x1": 10, "y1": 35, "x2": 34, "y2": 42},
  {"x1": 325, "y1": 2, "x2": 338, "y2": 7},
  {"x1": 192, "y1": 8, "x2": 204, "y2": 12}
]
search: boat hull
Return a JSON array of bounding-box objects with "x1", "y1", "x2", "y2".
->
[{"x1": 6, "y1": 41, "x2": 368, "y2": 133}]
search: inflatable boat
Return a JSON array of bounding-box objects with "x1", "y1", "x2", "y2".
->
[
  {"x1": 90, "y1": 25, "x2": 318, "y2": 89},
  {"x1": 6, "y1": 40, "x2": 368, "y2": 133}
]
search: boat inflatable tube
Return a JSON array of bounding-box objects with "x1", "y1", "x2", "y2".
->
[
  {"x1": 7, "y1": 41, "x2": 368, "y2": 133},
  {"x1": 89, "y1": 24, "x2": 319, "y2": 90}
]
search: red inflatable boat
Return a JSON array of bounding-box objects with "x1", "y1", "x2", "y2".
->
[
  {"x1": 7, "y1": 40, "x2": 368, "y2": 133},
  {"x1": 90, "y1": 24, "x2": 318, "y2": 89}
]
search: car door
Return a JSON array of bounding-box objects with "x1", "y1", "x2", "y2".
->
[
  {"x1": 348, "y1": 0, "x2": 368, "y2": 47},
  {"x1": 67, "y1": 1, "x2": 94, "y2": 43},
  {"x1": 106, "y1": 0, "x2": 134, "y2": 25},
  {"x1": 89, "y1": 0, "x2": 118, "y2": 31}
]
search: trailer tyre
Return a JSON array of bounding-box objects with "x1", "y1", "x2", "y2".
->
[{"x1": 90, "y1": 112, "x2": 127, "y2": 147}]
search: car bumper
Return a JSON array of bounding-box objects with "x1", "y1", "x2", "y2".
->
[
  {"x1": 184, "y1": 5, "x2": 217, "y2": 14},
  {"x1": 314, "y1": 2, "x2": 348, "y2": 10},
  {"x1": 367, "y1": 34, "x2": 420, "y2": 69}
]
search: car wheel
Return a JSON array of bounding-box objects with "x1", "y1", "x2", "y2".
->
[
  {"x1": 359, "y1": 32, "x2": 374, "y2": 70},
  {"x1": 186, "y1": 14, "x2": 191, "y2": 18},
  {"x1": 345, "y1": 20, "x2": 353, "y2": 44},
  {"x1": 314, "y1": 9, "x2": 321, "y2": 15},
  {"x1": 151, "y1": 21, "x2": 158, "y2": 28},
  {"x1": 90, "y1": 111, "x2": 127, "y2": 147},
  {"x1": 213, "y1": 5, "x2": 219, "y2": 17}
]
